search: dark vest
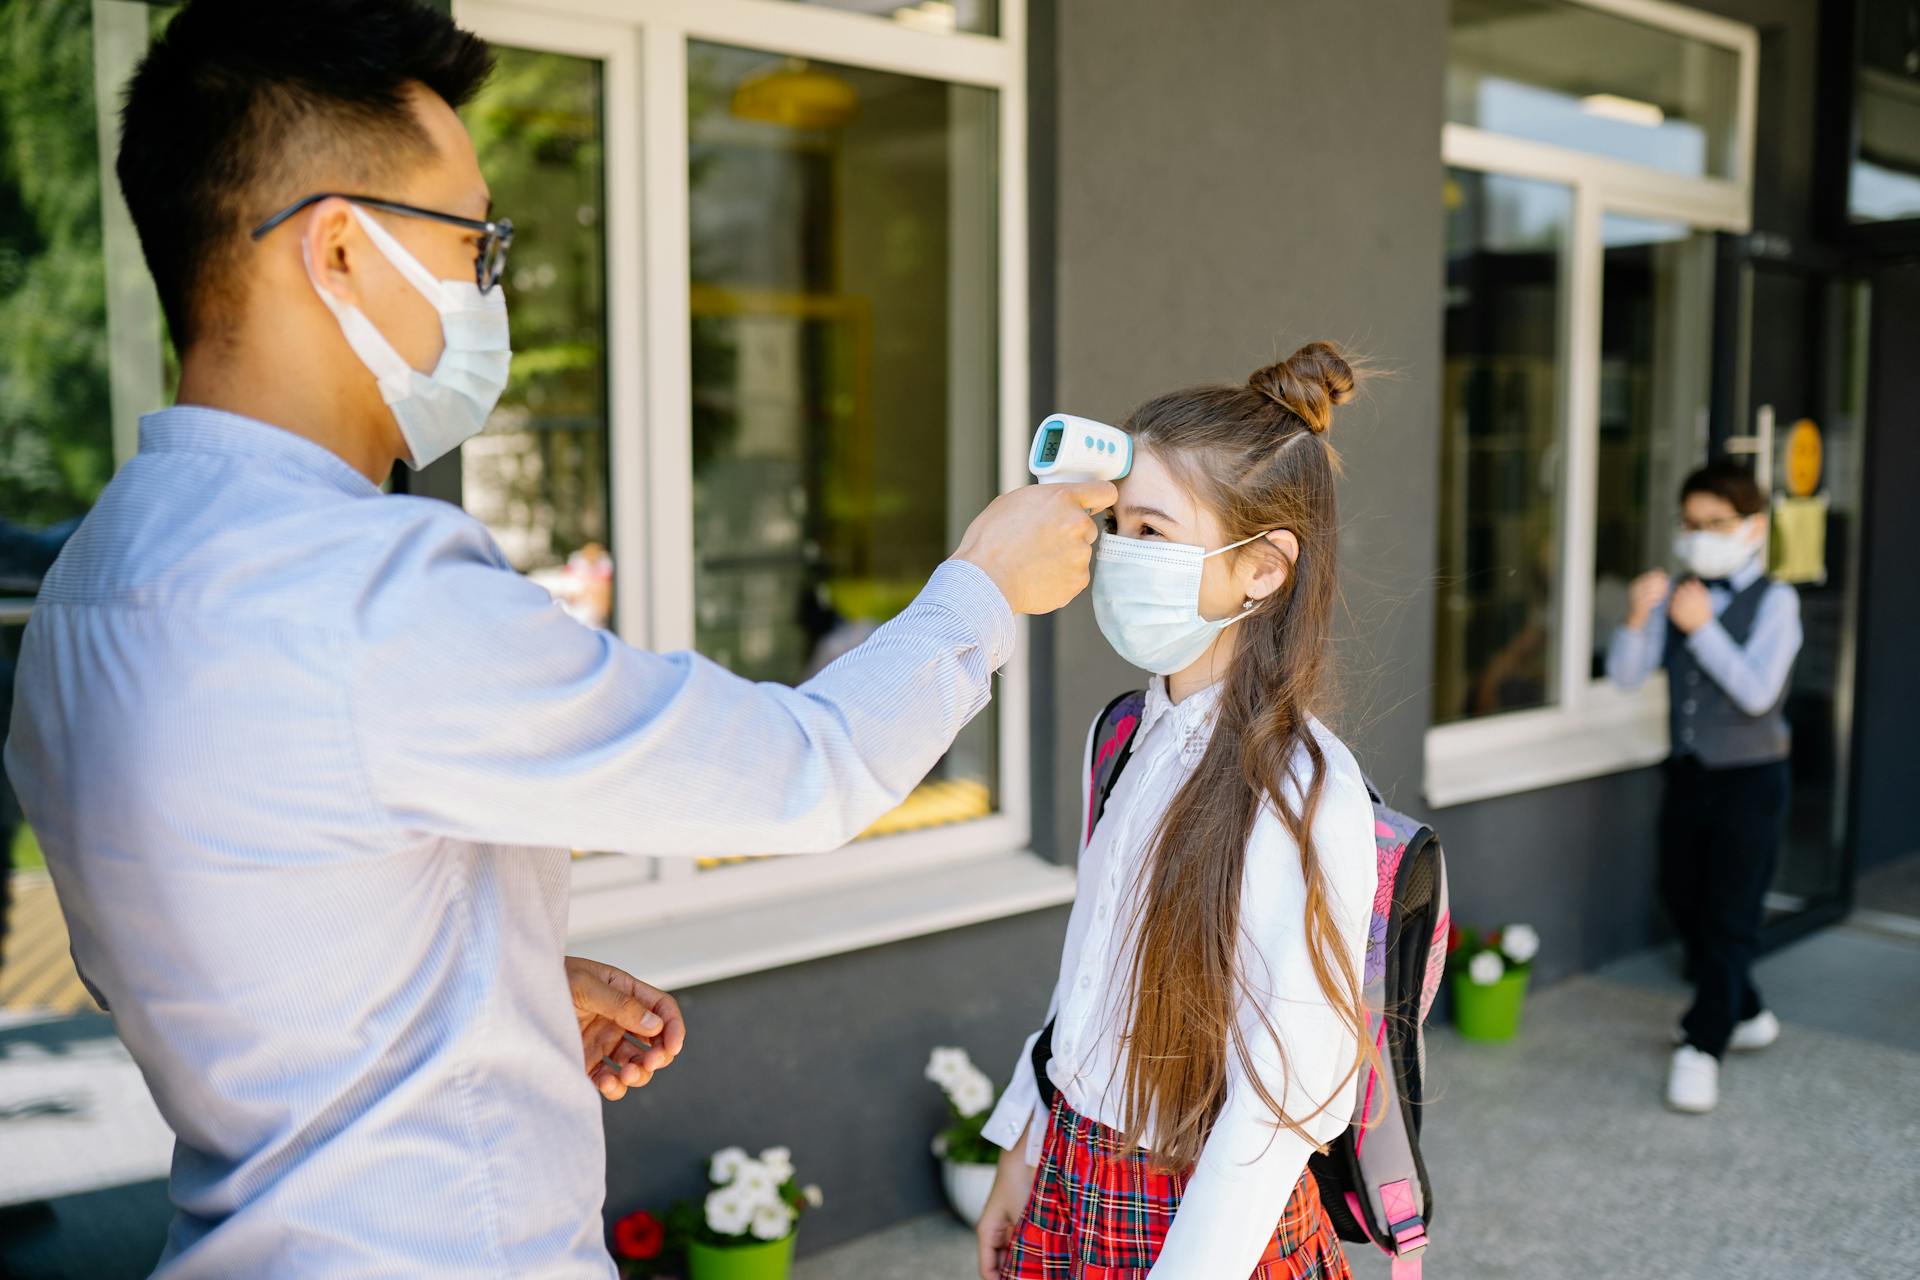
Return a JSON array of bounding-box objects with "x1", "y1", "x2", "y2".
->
[{"x1": 1664, "y1": 576, "x2": 1792, "y2": 767}]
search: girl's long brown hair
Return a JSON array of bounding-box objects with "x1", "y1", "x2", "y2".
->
[{"x1": 1115, "y1": 340, "x2": 1371, "y2": 1168}]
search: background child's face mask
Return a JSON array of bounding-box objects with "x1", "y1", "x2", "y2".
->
[
  {"x1": 1673, "y1": 521, "x2": 1762, "y2": 580},
  {"x1": 1091, "y1": 531, "x2": 1268, "y2": 675}
]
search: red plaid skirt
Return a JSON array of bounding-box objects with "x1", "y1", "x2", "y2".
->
[{"x1": 998, "y1": 1096, "x2": 1352, "y2": 1280}]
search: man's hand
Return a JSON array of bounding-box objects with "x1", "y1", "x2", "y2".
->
[
  {"x1": 566, "y1": 956, "x2": 686, "y2": 1101},
  {"x1": 954, "y1": 482, "x2": 1115, "y2": 616},
  {"x1": 975, "y1": 1133, "x2": 1038, "y2": 1279},
  {"x1": 1669, "y1": 578, "x2": 1713, "y2": 634},
  {"x1": 1626, "y1": 569, "x2": 1671, "y2": 630}
]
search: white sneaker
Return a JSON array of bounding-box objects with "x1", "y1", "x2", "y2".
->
[
  {"x1": 1666, "y1": 1046, "x2": 1719, "y2": 1113},
  {"x1": 1729, "y1": 1009, "x2": 1780, "y2": 1051},
  {"x1": 1672, "y1": 1009, "x2": 1781, "y2": 1052}
]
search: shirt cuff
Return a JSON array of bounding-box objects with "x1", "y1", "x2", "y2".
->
[
  {"x1": 984, "y1": 1029, "x2": 1043, "y2": 1155},
  {"x1": 924, "y1": 559, "x2": 1016, "y2": 671}
]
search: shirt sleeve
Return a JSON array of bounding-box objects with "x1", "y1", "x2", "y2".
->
[
  {"x1": 1146, "y1": 767, "x2": 1375, "y2": 1279},
  {"x1": 348, "y1": 502, "x2": 1014, "y2": 856},
  {"x1": 1606, "y1": 605, "x2": 1668, "y2": 690},
  {"x1": 982, "y1": 984, "x2": 1060, "y2": 1166},
  {"x1": 1685, "y1": 582, "x2": 1803, "y2": 716}
]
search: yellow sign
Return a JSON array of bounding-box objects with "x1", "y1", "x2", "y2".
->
[
  {"x1": 1772, "y1": 494, "x2": 1828, "y2": 585},
  {"x1": 1785, "y1": 418, "x2": 1822, "y2": 497}
]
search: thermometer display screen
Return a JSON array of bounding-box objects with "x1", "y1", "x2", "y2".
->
[{"x1": 1039, "y1": 425, "x2": 1063, "y2": 465}]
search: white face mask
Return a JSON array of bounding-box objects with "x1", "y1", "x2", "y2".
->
[
  {"x1": 306, "y1": 204, "x2": 511, "y2": 470},
  {"x1": 1673, "y1": 523, "x2": 1761, "y2": 581},
  {"x1": 1091, "y1": 530, "x2": 1271, "y2": 675}
]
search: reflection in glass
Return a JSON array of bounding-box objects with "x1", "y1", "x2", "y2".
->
[
  {"x1": 1592, "y1": 216, "x2": 1713, "y2": 672},
  {"x1": 786, "y1": 0, "x2": 997, "y2": 37},
  {"x1": 1, "y1": 2, "x2": 125, "y2": 913},
  {"x1": 1850, "y1": 6, "x2": 1920, "y2": 225},
  {"x1": 458, "y1": 47, "x2": 614, "y2": 629},
  {"x1": 1449, "y1": 0, "x2": 1740, "y2": 179},
  {"x1": 689, "y1": 43, "x2": 999, "y2": 851},
  {"x1": 1435, "y1": 169, "x2": 1571, "y2": 724}
]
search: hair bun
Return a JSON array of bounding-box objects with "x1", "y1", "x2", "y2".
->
[{"x1": 1247, "y1": 341, "x2": 1357, "y2": 434}]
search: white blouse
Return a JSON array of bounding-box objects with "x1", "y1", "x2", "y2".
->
[{"x1": 984, "y1": 677, "x2": 1377, "y2": 1279}]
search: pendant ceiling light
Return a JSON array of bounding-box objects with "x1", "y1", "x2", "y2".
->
[{"x1": 730, "y1": 58, "x2": 859, "y2": 129}]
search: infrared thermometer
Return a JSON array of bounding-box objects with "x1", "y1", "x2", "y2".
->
[{"x1": 1029, "y1": 414, "x2": 1133, "y2": 485}]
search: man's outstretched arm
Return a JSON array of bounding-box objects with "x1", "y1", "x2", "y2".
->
[{"x1": 351, "y1": 481, "x2": 1113, "y2": 858}]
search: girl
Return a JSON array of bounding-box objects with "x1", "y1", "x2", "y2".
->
[{"x1": 976, "y1": 343, "x2": 1377, "y2": 1280}]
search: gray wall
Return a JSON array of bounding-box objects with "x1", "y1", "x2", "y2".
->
[
  {"x1": 598, "y1": 906, "x2": 1068, "y2": 1252},
  {"x1": 1037, "y1": 0, "x2": 1449, "y2": 861}
]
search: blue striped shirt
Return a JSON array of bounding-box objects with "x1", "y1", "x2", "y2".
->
[{"x1": 4, "y1": 406, "x2": 1013, "y2": 1278}]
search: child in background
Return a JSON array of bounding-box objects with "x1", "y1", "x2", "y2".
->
[
  {"x1": 1608, "y1": 459, "x2": 1802, "y2": 1114},
  {"x1": 973, "y1": 344, "x2": 1376, "y2": 1280}
]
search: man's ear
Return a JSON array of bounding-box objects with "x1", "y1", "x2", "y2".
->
[
  {"x1": 299, "y1": 198, "x2": 362, "y2": 304},
  {"x1": 1244, "y1": 529, "x2": 1300, "y2": 602}
]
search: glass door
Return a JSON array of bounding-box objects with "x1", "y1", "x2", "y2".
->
[{"x1": 1721, "y1": 253, "x2": 1872, "y2": 944}]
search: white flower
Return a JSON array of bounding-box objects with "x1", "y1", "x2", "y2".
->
[
  {"x1": 732, "y1": 1158, "x2": 780, "y2": 1207},
  {"x1": 1500, "y1": 924, "x2": 1540, "y2": 966},
  {"x1": 750, "y1": 1201, "x2": 795, "y2": 1242},
  {"x1": 930, "y1": 1133, "x2": 949, "y2": 1158},
  {"x1": 709, "y1": 1146, "x2": 750, "y2": 1186},
  {"x1": 925, "y1": 1046, "x2": 971, "y2": 1090},
  {"x1": 949, "y1": 1066, "x2": 995, "y2": 1118},
  {"x1": 1468, "y1": 950, "x2": 1505, "y2": 986},
  {"x1": 760, "y1": 1146, "x2": 795, "y2": 1185},
  {"x1": 706, "y1": 1186, "x2": 753, "y2": 1237},
  {"x1": 803, "y1": 1184, "x2": 824, "y2": 1209}
]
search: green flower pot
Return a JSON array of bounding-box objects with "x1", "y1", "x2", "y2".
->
[
  {"x1": 1452, "y1": 967, "x2": 1529, "y2": 1042},
  {"x1": 687, "y1": 1231, "x2": 796, "y2": 1280}
]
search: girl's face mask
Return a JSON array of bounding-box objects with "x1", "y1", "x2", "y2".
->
[{"x1": 1091, "y1": 531, "x2": 1272, "y2": 675}]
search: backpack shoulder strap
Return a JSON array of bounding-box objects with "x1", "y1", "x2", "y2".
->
[
  {"x1": 1034, "y1": 690, "x2": 1147, "y2": 1113},
  {"x1": 1081, "y1": 689, "x2": 1146, "y2": 850}
]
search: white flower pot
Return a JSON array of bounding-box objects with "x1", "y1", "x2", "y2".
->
[{"x1": 941, "y1": 1157, "x2": 997, "y2": 1226}]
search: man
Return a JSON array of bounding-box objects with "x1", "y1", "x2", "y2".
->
[
  {"x1": 1608, "y1": 459, "x2": 1802, "y2": 1114},
  {"x1": 2, "y1": 2, "x2": 1111, "y2": 1275}
]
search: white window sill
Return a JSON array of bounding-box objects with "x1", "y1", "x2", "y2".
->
[
  {"x1": 1424, "y1": 678, "x2": 1670, "y2": 809},
  {"x1": 566, "y1": 849, "x2": 1076, "y2": 991}
]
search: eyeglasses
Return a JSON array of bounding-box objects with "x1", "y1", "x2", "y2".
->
[
  {"x1": 1680, "y1": 515, "x2": 1746, "y2": 534},
  {"x1": 251, "y1": 194, "x2": 513, "y2": 294}
]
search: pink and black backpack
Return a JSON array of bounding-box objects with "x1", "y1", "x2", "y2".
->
[{"x1": 1032, "y1": 691, "x2": 1449, "y2": 1278}]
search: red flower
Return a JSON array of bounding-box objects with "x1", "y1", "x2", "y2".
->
[
  {"x1": 613, "y1": 1210, "x2": 665, "y2": 1260},
  {"x1": 1447, "y1": 925, "x2": 1465, "y2": 955}
]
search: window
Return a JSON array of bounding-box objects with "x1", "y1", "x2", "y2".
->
[
  {"x1": 1428, "y1": 0, "x2": 1754, "y2": 807},
  {"x1": 1849, "y1": 3, "x2": 1920, "y2": 224},
  {"x1": 453, "y1": 0, "x2": 1039, "y2": 948},
  {"x1": 2, "y1": 0, "x2": 174, "y2": 900},
  {"x1": 686, "y1": 44, "x2": 1001, "y2": 864},
  {"x1": 1436, "y1": 171, "x2": 1572, "y2": 723},
  {"x1": 1448, "y1": 0, "x2": 1742, "y2": 180},
  {"x1": 459, "y1": 46, "x2": 615, "y2": 626}
]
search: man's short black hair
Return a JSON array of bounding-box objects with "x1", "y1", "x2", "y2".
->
[
  {"x1": 117, "y1": 0, "x2": 493, "y2": 350},
  {"x1": 1680, "y1": 458, "x2": 1766, "y2": 518}
]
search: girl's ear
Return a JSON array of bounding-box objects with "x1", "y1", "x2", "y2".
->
[{"x1": 1244, "y1": 530, "x2": 1300, "y2": 602}]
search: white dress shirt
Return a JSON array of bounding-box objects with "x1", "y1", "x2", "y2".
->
[
  {"x1": 4, "y1": 406, "x2": 1014, "y2": 1279},
  {"x1": 984, "y1": 678, "x2": 1376, "y2": 1278},
  {"x1": 1604, "y1": 555, "x2": 1802, "y2": 715}
]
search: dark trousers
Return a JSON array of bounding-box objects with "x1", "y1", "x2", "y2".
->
[{"x1": 1659, "y1": 754, "x2": 1789, "y2": 1058}]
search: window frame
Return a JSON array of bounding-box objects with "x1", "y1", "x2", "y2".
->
[
  {"x1": 454, "y1": 0, "x2": 1044, "y2": 938},
  {"x1": 1426, "y1": 0, "x2": 1758, "y2": 809}
]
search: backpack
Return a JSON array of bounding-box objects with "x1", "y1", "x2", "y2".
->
[{"x1": 1030, "y1": 691, "x2": 1448, "y2": 1279}]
